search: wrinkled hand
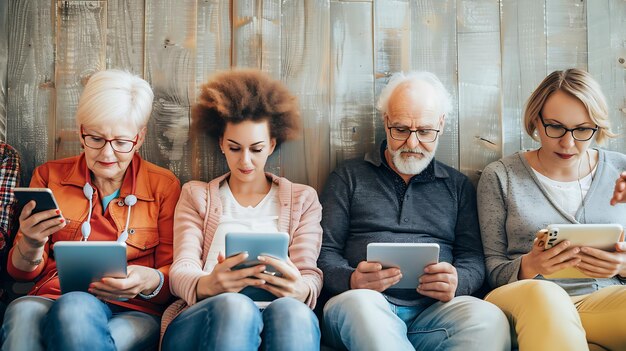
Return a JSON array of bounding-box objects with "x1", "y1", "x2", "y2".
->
[
  {"x1": 252, "y1": 255, "x2": 310, "y2": 302},
  {"x1": 19, "y1": 201, "x2": 65, "y2": 247},
  {"x1": 89, "y1": 265, "x2": 160, "y2": 301},
  {"x1": 350, "y1": 261, "x2": 402, "y2": 292},
  {"x1": 417, "y1": 262, "x2": 458, "y2": 302},
  {"x1": 196, "y1": 252, "x2": 267, "y2": 300},
  {"x1": 519, "y1": 230, "x2": 581, "y2": 279},
  {"x1": 610, "y1": 171, "x2": 626, "y2": 206},
  {"x1": 576, "y1": 241, "x2": 626, "y2": 278}
]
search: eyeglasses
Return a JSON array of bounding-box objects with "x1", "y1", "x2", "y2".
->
[
  {"x1": 386, "y1": 121, "x2": 441, "y2": 143},
  {"x1": 538, "y1": 113, "x2": 597, "y2": 141},
  {"x1": 80, "y1": 126, "x2": 139, "y2": 153}
]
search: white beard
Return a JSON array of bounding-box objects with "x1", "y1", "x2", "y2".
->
[{"x1": 388, "y1": 144, "x2": 435, "y2": 175}]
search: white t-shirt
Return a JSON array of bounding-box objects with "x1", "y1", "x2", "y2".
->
[
  {"x1": 532, "y1": 167, "x2": 596, "y2": 218},
  {"x1": 203, "y1": 181, "x2": 280, "y2": 272}
]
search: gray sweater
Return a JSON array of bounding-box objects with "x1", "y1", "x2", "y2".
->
[
  {"x1": 477, "y1": 149, "x2": 626, "y2": 296},
  {"x1": 318, "y1": 142, "x2": 485, "y2": 307}
]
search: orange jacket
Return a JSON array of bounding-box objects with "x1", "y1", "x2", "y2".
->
[{"x1": 8, "y1": 153, "x2": 181, "y2": 316}]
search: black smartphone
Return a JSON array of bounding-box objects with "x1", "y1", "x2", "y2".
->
[{"x1": 13, "y1": 187, "x2": 61, "y2": 216}]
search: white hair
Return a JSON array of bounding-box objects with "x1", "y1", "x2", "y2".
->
[
  {"x1": 76, "y1": 69, "x2": 154, "y2": 130},
  {"x1": 376, "y1": 71, "x2": 453, "y2": 117}
]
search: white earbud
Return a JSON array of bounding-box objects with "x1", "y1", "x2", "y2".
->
[
  {"x1": 124, "y1": 194, "x2": 137, "y2": 206},
  {"x1": 81, "y1": 183, "x2": 94, "y2": 241},
  {"x1": 83, "y1": 183, "x2": 94, "y2": 199},
  {"x1": 117, "y1": 194, "x2": 137, "y2": 243}
]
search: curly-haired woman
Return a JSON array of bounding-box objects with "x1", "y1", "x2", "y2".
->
[{"x1": 160, "y1": 69, "x2": 322, "y2": 351}]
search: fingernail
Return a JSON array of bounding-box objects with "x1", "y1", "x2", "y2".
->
[
  {"x1": 259, "y1": 265, "x2": 266, "y2": 271},
  {"x1": 59, "y1": 218, "x2": 65, "y2": 223},
  {"x1": 242, "y1": 252, "x2": 249, "y2": 258},
  {"x1": 258, "y1": 280, "x2": 266, "y2": 284},
  {"x1": 55, "y1": 209, "x2": 60, "y2": 215},
  {"x1": 257, "y1": 256, "x2": 266, "y2": 261}
]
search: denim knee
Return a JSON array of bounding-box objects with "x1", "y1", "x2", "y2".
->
[
  {"x1": 444, "y1": 296, "x2": 510, "y2": 348},
  {"x1": 44, "y1": 292, "x2": 115, "y2": 351},
  {"x1": 209, "y1": 293, "x2": 260, "y2": 328},
  {"x1": 262, "y1": 298, "x2": 320, "y2": 351},
  {"x1": 324, "y1": 289, "x2": 387, "y2": 319},
  {"x1": 1, "y1": 296, "x2": 52, "y2": 350},
  {"x1": 264, "y1": 297, "x2": 317, "y2": 326}
]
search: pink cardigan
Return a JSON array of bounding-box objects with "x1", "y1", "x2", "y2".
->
[{"x1": 161, "y1": 173, "x2": 323, "y2": 335}]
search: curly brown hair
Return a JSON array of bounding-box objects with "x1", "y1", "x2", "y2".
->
[{"x1": 193, "y1": 69, "x2": 301, "y2": 145}]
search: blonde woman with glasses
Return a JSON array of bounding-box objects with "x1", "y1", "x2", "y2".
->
[{"x1": 478, "y1": 68, "x2": 626, "y2": 351}]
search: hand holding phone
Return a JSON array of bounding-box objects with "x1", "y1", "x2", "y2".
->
[{"x1": 14, "y1": 188, "x2": 65, "y2": 246}]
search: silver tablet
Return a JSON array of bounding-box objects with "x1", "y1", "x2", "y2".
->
[
  {"x1": 367, "y1": 243, "x2": 440, "y2": 290},
  {"x1": 54, "y1": 241, "x2": 127, "y2": 294}
]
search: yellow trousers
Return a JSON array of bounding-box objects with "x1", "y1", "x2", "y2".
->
[{"x1": 486, "y1": 280, "x2": 626, "y2": 351}]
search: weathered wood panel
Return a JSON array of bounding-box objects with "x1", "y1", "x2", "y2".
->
[
  {"x1": 232, "y1": 0, "x2": 282, "y2": 175},
  {"x1": 0, "y1": 0, "x2": 8, "y2": 141},
  {"x1": 3, "y1": 0, "x2": 626, "y2": 193},
  {"x1": 546, "y1": 0, "x2": 587, "y2": 73},
  {"x1": 143, "y1": 0, "x2": 196, "y2": 183},
  {"x1": 7, "y1": 0, "x2": 56, "y2": 185},
  {"x1": 280, "y1": 0, "x2": 331, "y2": 190},
  {"x1": 457, "y1": 0, "x2": 501, "y2": 184},
  {"x1": 329, "y1": 1, "x2": 375, "y2": 169},
  {"x1": 588, "y1": 0, "x2": 626, "y2": 152},
  {"x1": 410, "y1": 0, "x2": 458, "y2": 169},
  {"x1": 55, "y1": 1, "x2": 107, "y2": 160},
  {"x1": 105, "y1": 0, "x2": 145, "y2": 74},
  {"x1": 500, "y1": 0, "x2": 547, "y2": 155},
  {"x1": 374, "y1": 0, "x2": 411, "y2": 146},
  {"x1": 193, "y1": 0, "x2": 231, "y2": 182}
]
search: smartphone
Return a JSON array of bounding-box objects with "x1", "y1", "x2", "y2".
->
[
  {"x1": 544, "y1": 223, "x2": 623, "y2": 251},
  {"x1": 13, "y1": 187, "x2": 61, "y2": 216}
]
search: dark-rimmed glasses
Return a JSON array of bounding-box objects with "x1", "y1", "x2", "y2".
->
[
  {"x1": 538, "y1": 113, "x2": 597, "y2": 141},
  {"x1": 80, "y1": 126, "x2": 139, "y2": 153},
  {"x1": 386, "y1": 122, "x2": 441, "y2": 143}
]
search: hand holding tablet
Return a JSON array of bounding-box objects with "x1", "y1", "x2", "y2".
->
[
  {"x1": 366, "y1": 243, "x2": 440, "y2": 290},
  {"x1": 540, "y1": 223, "x2": 624, "y2": 279}
]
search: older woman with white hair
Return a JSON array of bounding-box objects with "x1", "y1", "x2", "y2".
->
[{"x1": 1, "y1": 70, "x2": 181, "y2": 351}]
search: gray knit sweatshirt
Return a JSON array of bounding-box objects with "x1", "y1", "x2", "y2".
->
[{"x1": 477, "y1": 149, "x2": 626, "y2": 296}]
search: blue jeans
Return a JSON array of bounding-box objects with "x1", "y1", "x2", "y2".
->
[
  {"x1": 1, "y1": 292, "x2": 159, "y2": 351},
  {"x1": 162, "y1": 293, "x2": 320, "y2": 351},
  {"x1": 323, "y1": 289, "x2": 510, "y2": 351}
]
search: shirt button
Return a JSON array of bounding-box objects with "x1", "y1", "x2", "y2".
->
[
  {"x1": 117, "y1": 200, "x2": 124, "y2": 206},
  {"x1": 403, "y1": 218, "x2": 409, "y2": 222},
  {"x1": 128, "y1": 228, "x2": 135, "y2": 235}
]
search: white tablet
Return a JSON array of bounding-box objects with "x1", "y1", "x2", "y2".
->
[
  {"x1": 54, "y1": 241, "x2": 127, "y2": 294},
  {"x1": 543, "y1": 223, "x2": 624, "y2": 279},
  {"x1": 367, "y1": 243, "x2": 440, "y2": 289}
]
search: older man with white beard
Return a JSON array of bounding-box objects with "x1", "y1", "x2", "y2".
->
[{"x1": 317, "y1": 71, "x2": 510, "y2": 351}]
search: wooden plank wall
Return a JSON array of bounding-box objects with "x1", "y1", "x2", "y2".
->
[{"x1": 3, "y1": 0, "x2": 625, "y2": 190}]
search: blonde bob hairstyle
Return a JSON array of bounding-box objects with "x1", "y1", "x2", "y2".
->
[
  {"x1": 76, "y1": 69, "x2": 154, "y2": 131},
  {"x1": 524, "y1": 68, "x2": 615, "y2": 145}
]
